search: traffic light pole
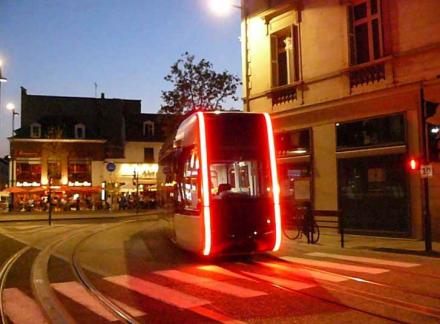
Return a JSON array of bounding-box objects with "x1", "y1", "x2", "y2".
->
[{"x1": 420, "y1": 87, "x2": 432, "y2": 253}]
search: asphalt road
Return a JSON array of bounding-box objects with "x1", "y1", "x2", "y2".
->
[{"x1": 1, "y1": 216, "x2": 440, "y2": 323}]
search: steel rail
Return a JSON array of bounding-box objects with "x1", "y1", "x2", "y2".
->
[
  {"x1": 249, "y1": 257, "x2": 440, "y2": 321},
  {"x1": 71, "y1": 222, "x2": 141, "y2": 324},
  {"x1": 270, "y1": 256, "x2": 440, "y2": 303},
  {"x1": 0, "y1": 246, "x2": 32, "y2": 324}
]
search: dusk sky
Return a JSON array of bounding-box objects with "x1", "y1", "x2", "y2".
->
[{"x1": 0, "y1": 0, "x2": 242, "y2": 156}]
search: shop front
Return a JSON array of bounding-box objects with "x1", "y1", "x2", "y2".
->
[
  {"x1": 276, "y1": 129, "x2": 313, "y2": 222},
  {"x1": 336, "y1": 113, "x2": 411, "y2": 236}
]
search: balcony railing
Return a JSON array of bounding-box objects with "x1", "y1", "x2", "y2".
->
[
  {"x1": 268, "y1": 84, "x2": 297, "y2": 106},
  {"x1": 349, "y1": 59, "x2": 388, "y2": 88}
]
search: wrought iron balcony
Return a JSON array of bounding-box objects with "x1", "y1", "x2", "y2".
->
[
  {"x1": 268, "y1": 84, "x2": 297, "y2": 106},
  {"x1": 349, "y1": 59, "x2": 388, "y2": 88}
]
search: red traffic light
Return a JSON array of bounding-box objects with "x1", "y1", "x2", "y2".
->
[{"x1": 408, "y1": 158, "x2": 420, "y2": 171}]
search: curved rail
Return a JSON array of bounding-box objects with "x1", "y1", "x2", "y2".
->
[
  {"x1": 71, "y1": 223, "x2": 140, "y2": 324},
  {"x1": 0, "y1": 246, "x2": 32, "y2": 324}
]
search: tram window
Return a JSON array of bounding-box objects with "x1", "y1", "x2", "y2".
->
[
  {"x1": 211, "y1": 161, "x2": 264, "y2": 198},
  {"x1": 181, "y1": 149, "x2": 200, "y2": 211}
]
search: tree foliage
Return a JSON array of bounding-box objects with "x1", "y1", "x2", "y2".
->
[{"x1": 159, "y1": 52, "x2": 241, "y2": 115}]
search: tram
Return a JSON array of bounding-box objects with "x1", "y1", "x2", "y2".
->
[{"x1": 157, "y1": 111, "x2": 282, "y2": 256}]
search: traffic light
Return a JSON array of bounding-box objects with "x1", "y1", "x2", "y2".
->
[{"x1": 407, "y1": 157, "x2": 420, "y2": 172}]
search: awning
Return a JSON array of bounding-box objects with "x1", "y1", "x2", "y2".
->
[
  {"x1": 4, "y1": 187, "x2": 28, "y2": 194},
  {"x1": 67, "y1": 186, "x2": 101, "y2": 193}
]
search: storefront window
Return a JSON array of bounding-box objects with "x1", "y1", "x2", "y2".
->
[
  {"x1": 16, "y1": 162, "x2": 41, "y2": 183},
  {"x1": 337, "y1": 114, "x2": 405, "y2": 150},
  {"x1": 275, "y1": 129, "x2": 311, "y2": 157},
  {"x1": 68, "y1": 160, "x2": 91, "y2": 183},
  {"x1": 338, "y1": 154, "x2": 409, "y2": 235}
]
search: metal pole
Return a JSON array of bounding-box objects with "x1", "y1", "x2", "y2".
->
[
  {"x1": 10, "y1": 110, "x2": 17, "y2": 212},
  {"x1": 48, "y1": 178, "x2": 52, "y2": 226},
  {"x1": 11, "y1": 109, "x2": 16, "y2": 137},
  {"x1": 136, "y1": 173, "x2": 139, "y2": 214},
  {"x1": 243, "y1": 4, "x2": 250, "y2": 112},
  {"x1": 420, "y1": 87, "x2": 432, "y2": 252}
]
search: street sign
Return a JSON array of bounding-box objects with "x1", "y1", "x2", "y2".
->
[
  {"x1": 106, "y1": 162, "x2": 116, "y2": 172},
  {"x1": 420, "y1": 164, "x2": 433, "y2": 178}
]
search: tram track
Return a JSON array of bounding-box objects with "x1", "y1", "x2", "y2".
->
[
  {"x1": 0, "y1": 246, "x2": 32, "y2": 324},
  {"x1": 70, "y1": 222, "x2": 140, "y2": 324},
  {"x1": 240, "y1": 257, "x2": 440, "y2": 323}
]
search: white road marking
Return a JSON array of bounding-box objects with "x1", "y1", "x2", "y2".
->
[
  {"x1": 307, "y1": 252, "x2": 420, "y2": 268},
  {"x1": 156, "y1": 269, "x2": 266, "y2": 298},
  {"x1": 257, "y1": 261, "x2": 348, "y2": 283},
  {"x1": 241, "y1": 271, "x2": 316, "y2": 290},
  {"x1": 3, "y1": 288, "x2": 49, "y2": 324},
  {"x1": 197, "y1": 265, "x2": 258, "y2": 282},
  {"x1": 105, "y1": 275, "x2": 210, "y2": 309},
  {"x1": 52, "y1": 281, "x2": 144, "y2": 321},
  {"x1": 280, "y1": 256, "x2": 389, "y2": 274}
]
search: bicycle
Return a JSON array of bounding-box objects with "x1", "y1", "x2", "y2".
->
[{"x1": 283, "y1": 205, "x2": 320, "y2": 244}]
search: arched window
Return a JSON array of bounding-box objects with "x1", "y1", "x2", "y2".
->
[
  {"x1": 75, "y1": 123, "x2": 86, "y2": 139},
  {"x1": 143, "y1": 121, "x2": 155, "y2": 137},
  {"x1": 30, "y1": 123, "x2": 41, "y2": 138}
]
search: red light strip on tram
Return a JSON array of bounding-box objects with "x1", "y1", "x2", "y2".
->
[
  {"x1": 197, "y1": 112, "x2": 212, "y2": 256},
  {"x1": 263, "y1": 113, "x2": 282, "y2": 251}
]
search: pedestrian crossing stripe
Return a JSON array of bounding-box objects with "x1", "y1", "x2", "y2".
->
[
  {"x1": 280, "y1": 256, "x2": 389, "y2": 274},
  {"x1": 256, "y1": 261, "x2": 348, "y2": 283},
  {"x1": 52, "y1": 281, "x2": 146, "y2": 320},
  {"x1": 240, "y1": 271, "x2": 316, "y2": 291},
  {"x1": 197, "y1": 265, "x2": 258, "y2": 282},
  {"x1": 155, "y1": 269, "x2": 266, "y2": 298},
  {"x1": 105, "y1": 274, "x2": 211, "y2": 309},
  {"x1": 306, "y1": 252, "x2": 420, "y2": 268},
  {"x1": 3, "y1": 288, "x2": 48, "y2": 324}
]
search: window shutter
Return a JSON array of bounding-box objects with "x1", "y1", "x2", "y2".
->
[
  {"x1": 271, "y1": 34, "x2": 279, "y2": 87},
  {"x1": 291, "y1": 25, "x2": 300, "y2": 82},
  {"x1": 381, "y1": 0, "x2": 392, "y2": 56},
  {"x1": 348, "y1": 5, "x2": 357, "y2": 65}
]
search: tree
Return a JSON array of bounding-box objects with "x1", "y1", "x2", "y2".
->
[{"x1": 159, "y1": 52, "x2": 241, "y2": 115}]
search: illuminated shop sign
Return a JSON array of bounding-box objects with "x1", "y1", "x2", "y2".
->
[
  {"x1": 68, "y1": 181, "x2": 92, "y2": 187},
  {"x1": 16, "y1": 181, "x2": 40, "y2": 187},
  {"x1": 120, "y1": 163, "x2": 159, "y2": 178}
]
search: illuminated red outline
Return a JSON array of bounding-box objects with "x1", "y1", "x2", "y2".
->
[
  {"x1": 197, "y1": 112, "x2": 212, "y2": 256},
  {"x1": 263, "y1": 113, "x2": 282, "y2": 251}
]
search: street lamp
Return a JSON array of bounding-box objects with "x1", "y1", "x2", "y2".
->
[
  {"x1": 208, "y1": 0, "x2": 250, "y2": 112},
  {"x1": 209, "y1": 0, "x2": 239, "y2": 15},
  {"x1": 6, "y1": 102, "x2": 19, "y2": 137},
  {"x1": 0, "y1": 60, "x2": 7, "y2": 120},
  {"x1": 7, "y1": 102, "x2": 19, "y2": 212}
]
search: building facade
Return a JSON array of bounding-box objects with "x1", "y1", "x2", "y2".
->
[
  {"x1": 8, "y1": 88, "x2": 167, "y2": 211},
  {"x1": 241, "y1": 0, "x2": 440, "y2": 238}
]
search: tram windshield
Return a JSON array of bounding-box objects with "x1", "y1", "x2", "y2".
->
[{"x1": 205, "y1": 113, "x2": 272, "y2": 199}]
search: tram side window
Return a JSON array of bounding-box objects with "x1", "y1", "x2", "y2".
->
[{"x1": 181, "y1": 149, "x2": 200, "y2": 211}]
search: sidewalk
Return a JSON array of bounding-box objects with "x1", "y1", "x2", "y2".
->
[
  {"x1": 0, "y1": 209, "x2": 158, "y2": 223},
  {"x1": 285, "y1": 231, "x2": 440, "y2": 257}
]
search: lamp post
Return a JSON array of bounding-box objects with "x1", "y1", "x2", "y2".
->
[
  {"x1": 133, "y1": 170, "x2": 140, "y2": 214},
  {"x1": 6, "y1": 102, "x2": 19, "y2": 137},
  {"x1": 209, "y1": 0, "x2": 250, "y2": 112},
  {"x1": 0, "y1": 61, "x2": 7, "y2": 116},
  {"x1": 7, "y1": 102, "x2": 18, "y2": 212}
]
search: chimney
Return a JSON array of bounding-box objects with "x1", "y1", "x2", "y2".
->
[{"x1": 101, "y1": 92, "x2": 105, "y2": 99}]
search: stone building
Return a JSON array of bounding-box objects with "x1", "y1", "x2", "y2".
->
[
  {"x1": 8, "y1": 88, "x2": 168, "y2": 211},
  {"x1": 240, "y1": 0, "x2": 440, "y2": 238}
]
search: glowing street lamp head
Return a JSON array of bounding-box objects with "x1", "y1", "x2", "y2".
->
[
  {"x1": 6, "y1": 102, "x2": 15, "y2": 111},
  {"x1": 209, "y1": 0, "x2": 233, "y2": 16}
]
